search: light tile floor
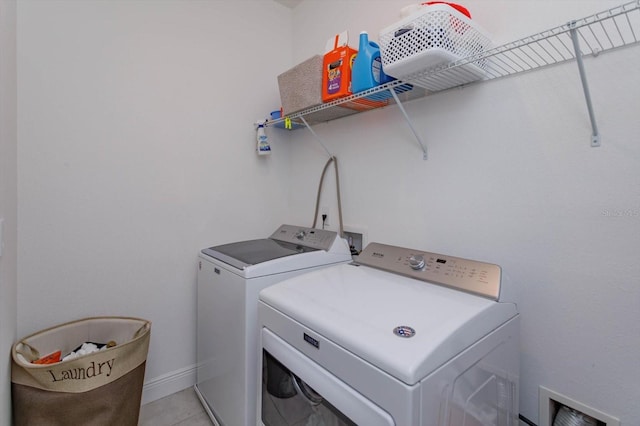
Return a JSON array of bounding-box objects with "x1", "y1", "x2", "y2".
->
[
  {"x1": 139, "y1": 387, "x2": 213, "y2": 426},
  {"x1": 138, "y1": 386, "x2": 533, "y2": 426}
]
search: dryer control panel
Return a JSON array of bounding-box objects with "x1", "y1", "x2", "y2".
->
[
  {"x1": 270, "y1": 224, "x2": 338, "y2": 252},
  {"x1": 355, "y1": 242, "x2": 501, "y2": 300}
]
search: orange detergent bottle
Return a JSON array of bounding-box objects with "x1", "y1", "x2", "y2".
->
[{"x1": 322, "y1": 31, "x2": 358, "y2": 102}]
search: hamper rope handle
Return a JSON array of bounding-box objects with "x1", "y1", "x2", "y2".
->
[
  {"x1": 15, "y1": 341, "x2": 40, "y2": 362},
  {"x1": 132, "y1": 321, "x2": 150, "y2": 339}
]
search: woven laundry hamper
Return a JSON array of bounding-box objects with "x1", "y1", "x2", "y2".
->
[{"x1": 11, "y1": 316, "x2": 151, "y2": 426}]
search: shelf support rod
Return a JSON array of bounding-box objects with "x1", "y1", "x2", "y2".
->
[
  {"x1": 299, "y1": 116, "x2": 333, "y2": 158},
  {"x1": 390, "y1": 88, "x2": 428, "y2": 160},
  {"x1": 569, "y1": 21, "x2": 601, "y2": 147}
]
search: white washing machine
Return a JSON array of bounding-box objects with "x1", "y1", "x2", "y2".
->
[
  {"x1": 258, "y1": 242, "x2": 520, "y2": 426},
  {"x1": 195, "y1": 224, "x2": 352, "y2": 426}
]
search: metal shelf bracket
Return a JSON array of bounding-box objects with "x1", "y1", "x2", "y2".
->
[
  {"x1": 569, "y1": 20, "x2": 601, "y2": 147},
  {"x1": 390, "y1": 89, "x2": 428, "y2": 160},
  {"x1": 299, "y1": 116, "x2": 333, "y2": 158}
]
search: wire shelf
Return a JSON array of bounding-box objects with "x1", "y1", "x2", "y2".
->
[
  {"x1": 268, "y1": 1, "x2": 640, "y2": 129},
  {"x1": 438, "y1": 0, "x2": 640, "y2": 85}
]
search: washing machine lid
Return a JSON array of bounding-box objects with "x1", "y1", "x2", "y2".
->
[
  {"x1": 259, "y1": 244, "x2": 518, "y2": 386},
  {"x1": 201, "y1": 225, "x2": 351, "y2": 275},
  {"x1": 202, "y1": 238, "x2": 316, "y2": 270}
]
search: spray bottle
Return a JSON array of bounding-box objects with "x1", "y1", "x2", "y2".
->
[{"x1": 255, "y1": 120, "x2": 271, "y2": 155}]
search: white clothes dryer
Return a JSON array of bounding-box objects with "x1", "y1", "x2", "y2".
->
[
  {"x1": 258, "y1": 242, "x2": 520, "y2": 426},
  {"x1": 195, "y1": 224, "x2": 352, "y2": 426}
]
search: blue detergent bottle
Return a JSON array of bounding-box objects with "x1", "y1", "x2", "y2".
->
[{"x1": 352, "y1": 31, "x2": 391, "y2": 93}]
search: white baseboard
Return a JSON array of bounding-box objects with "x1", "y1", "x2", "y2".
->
[{"x1": 141, "y1": 363, "x2": 197, "y2": 405}]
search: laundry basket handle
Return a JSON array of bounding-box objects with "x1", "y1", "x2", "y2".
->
[
  {"x1": 15, "y1": 341, "x2": 40, "y2": 362},
  {"x1": 133, "y1": 321, "x2": 151, "y2": 339}
]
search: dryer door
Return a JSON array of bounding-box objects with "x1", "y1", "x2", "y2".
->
[{"x1": 260, "y1": 328, "x2": 395, "y2": 426}]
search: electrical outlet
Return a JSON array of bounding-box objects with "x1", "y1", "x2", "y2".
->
[
  {"x1": 321, "y1": 206, "x2": 330, "y2": 228},
  {"x1": 343, "y1": 225, "x2": 368, "y2": 256}
]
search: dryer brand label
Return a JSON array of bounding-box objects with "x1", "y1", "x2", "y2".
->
[
  {"x1": 303, "y1": 333, "x2": 320, "y2": 349},
  {"x1": 393, "y1": 326, "x2": 416, "y2": 338}
]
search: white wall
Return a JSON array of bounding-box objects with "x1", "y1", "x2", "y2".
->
[
  {"x1": 286, "y1": 0, "x2": 640, "y2": 424},
  {"x1": 16, "y1": 0, "x2": 294, "y2": 403},
  {"x1": 0, "y1": 0, "x2": 17, "y2": 424},
  {"x1": 13, "y1": 1, "x2": 640, "y2": 424}
]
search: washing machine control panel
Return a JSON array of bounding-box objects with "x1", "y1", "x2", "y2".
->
[
  {"x1": 355, "y1": 242, "x2": 501, "y2": 300},
  {"x1": 270, "y1": 224, "x2": 338, "y2": 252}
]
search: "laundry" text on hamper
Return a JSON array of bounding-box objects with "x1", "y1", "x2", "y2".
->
[{"x1": 47, "y1": 358, "x2": 115, "y2": 382}]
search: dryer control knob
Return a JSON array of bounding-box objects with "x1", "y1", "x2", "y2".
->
[
  {"x1": 295, "y1": 230, "x2": 307, "y2": 240},
  {"x1": 408, "y1": 254, "x2": 425, "y2": 270}
]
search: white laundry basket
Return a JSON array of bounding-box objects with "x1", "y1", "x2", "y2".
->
[{"x1": 379, "y1": 3, "x2": 491, "y2": 91}]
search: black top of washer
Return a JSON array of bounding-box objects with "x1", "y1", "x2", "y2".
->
[
  {"x1": 202, "y1": 238, "x2": 317, "y2": 270},
  {"x1": 201, "y1": 224, "x2": 341, "y2": 271}
]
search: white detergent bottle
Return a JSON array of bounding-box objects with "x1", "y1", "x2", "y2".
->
[{"x1": 256, "y1": 121, "x2": 271, "y2": 155}]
